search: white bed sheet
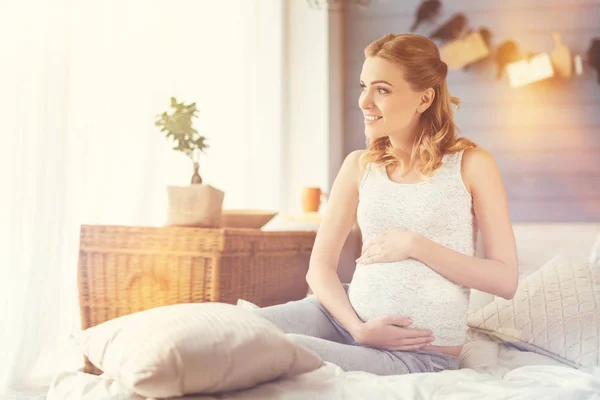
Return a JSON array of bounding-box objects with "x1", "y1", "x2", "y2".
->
[
  {"x1": 47, "y1": 334, "x2": 600, "y2": 400},
  {"x1": 47, "y1": 223, "x2": 600, "y2": 399}
]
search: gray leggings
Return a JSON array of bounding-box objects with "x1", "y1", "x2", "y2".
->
[{"x1": 254, "y1": 295, "x2": 460, "y2": 376}]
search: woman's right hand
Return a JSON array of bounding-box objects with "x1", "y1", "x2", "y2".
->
[{"x1": 351, "y1": 315, "x2": 435, "y2": 351}]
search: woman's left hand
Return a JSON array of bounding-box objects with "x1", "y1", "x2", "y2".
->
[{"x1": 356, "y1": 228, "x2": 419, "y2": 264}]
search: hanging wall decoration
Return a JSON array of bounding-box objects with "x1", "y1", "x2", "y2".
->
[
  {"x1": 439, "y1": 29, "x2": 491, "y2": 70},
  {"x1": 462, "y1": 28, "x2": 493, "y2": 71},
  {"x1": 587, "y1": 38, "x2": 600, "y2": 84},
  {"x1": 505, "y1": 53, "x2": 555, "y2": 87},
  {"x1": 494, "y1": 40, "x2": 521, "y2": 79},
  {"x1": 574, "y1": 54, "x2": 584, "y2": 76},
  {"x1": 414, "y1": 1, "x2": 598, "y2": 88},
  {"x1": 429, "y1": 13, "x2": 468, "y2": 44},
  {"x1": 409, "y1": 0, "x2": 442, "y2": 32},
  {"x1": 550, "y1": 33, "x2": 573, "y2": 79}
]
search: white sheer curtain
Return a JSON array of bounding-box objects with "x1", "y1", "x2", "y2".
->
[{"x1": 0, "y1": 0, "x2": 284, "y2": 395}]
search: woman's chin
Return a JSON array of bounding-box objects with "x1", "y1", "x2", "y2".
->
[{"x1": 365, "y1": 129, "x2": 385, "y2": 141}]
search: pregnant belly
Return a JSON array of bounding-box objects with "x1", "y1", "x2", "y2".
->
[{"x1": 347, "y1": 261, "x2": 469, "y2": 347}]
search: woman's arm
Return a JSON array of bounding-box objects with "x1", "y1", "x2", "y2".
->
[
  {"x1": 410, "y1": 147, "x2": 519, "y2": 299},
  {"x1": 305, "y1": 150, "x2": 365, "y2": 337}
]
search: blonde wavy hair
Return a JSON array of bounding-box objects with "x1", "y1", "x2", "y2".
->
[{"x1": 360, "y1": 33, "x2": 476, "y2": 177}]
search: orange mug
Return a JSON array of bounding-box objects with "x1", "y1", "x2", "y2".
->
[{"x1": 302, "y1": 187, "x2": 328, "y2": 213}]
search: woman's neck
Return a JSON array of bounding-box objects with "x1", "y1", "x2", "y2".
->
[
  {"x1": 388, "y1": 120, "x2": 421, "y2": 155},
  {"x1": 388, "y1": 134, "x2": 418, "y2": 163}
]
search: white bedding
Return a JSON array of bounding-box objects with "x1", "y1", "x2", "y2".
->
[
  {"x1": 48, "y1": 333, "x2": 600, "y2": 400},
  {"x1": 48, "y1": 223, "x2": 600, "y2": 400}
]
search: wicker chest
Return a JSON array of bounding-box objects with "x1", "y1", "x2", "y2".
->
[{"x1": 77, "y1": 224, "x2": 316, "y2": 333}]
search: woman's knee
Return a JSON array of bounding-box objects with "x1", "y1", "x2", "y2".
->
[{"x1": 285, "y1": 334, "x2": 332, "y2": 359}]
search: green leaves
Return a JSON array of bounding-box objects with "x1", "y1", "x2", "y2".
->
[
  {"x1": 155, "y1": 97, "x2": 209, "y2": 162},
  {"x1": 193, "y1": 136, "x2": 209, "y2": 153}
]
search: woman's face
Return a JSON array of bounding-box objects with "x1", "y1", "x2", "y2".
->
[{"x1": 358, "y1": 56, "x2": 424, "y2": 143}]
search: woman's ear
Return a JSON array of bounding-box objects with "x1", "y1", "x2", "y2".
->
[{"x1": 417, "y1": 88, "x2": 435, "y2": 113}]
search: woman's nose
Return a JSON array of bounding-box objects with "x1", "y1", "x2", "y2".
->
[{"x1": 359, "y1": 89, "x2": 373, "y2": 110}]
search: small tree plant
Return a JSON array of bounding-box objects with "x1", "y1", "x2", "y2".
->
[{"x1": 155, "y1": 97, "x2": 209, "y2": 184}]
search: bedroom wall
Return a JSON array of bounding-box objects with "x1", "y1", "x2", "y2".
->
[{"x1": 341, "y1": 0, "x2": 600, "y2": 222}]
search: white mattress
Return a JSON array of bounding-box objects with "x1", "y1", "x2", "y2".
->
[{"x1": 47, "y1": 331, "x2": 600, "y2": 400}]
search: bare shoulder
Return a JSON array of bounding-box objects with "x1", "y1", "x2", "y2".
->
[
  {"x1": 462, "y1": 146, "x2": 496, "y2": 168},
  {"x1": 341, "y1": 149, "x2": 367, "y2": 186},
  {"x1": 461, "y1": 147, "x2": 502, "y2": 194},
  {"x1": 344, "y1": 149, "x2": 366, "y2": 166}
]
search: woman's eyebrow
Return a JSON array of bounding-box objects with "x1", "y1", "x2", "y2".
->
[{"x1": 360, "y1": 79, "x2": 394, "y2": 87}]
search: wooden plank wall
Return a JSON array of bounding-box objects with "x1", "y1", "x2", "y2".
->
[{"x1": 343, "y1": 0, "x2": 600, "y2": 221}]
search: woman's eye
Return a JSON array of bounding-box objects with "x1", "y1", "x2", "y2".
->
[{"x1": 360, "y1": 84, "x2": 388, "y2": 94}]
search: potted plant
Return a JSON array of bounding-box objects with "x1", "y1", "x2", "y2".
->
[
  {"x1": 156, "y1": 97, "x2": 224, "y2": 227},
  {"x1": 155, "y1": 97, "x2": 209, "y2": 184}
]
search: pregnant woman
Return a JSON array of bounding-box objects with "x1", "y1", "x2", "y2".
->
[{"x1": 255, "y1": 33, "x2": 519, "y2": 375}]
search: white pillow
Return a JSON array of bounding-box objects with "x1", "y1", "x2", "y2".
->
[
  {"x1": 74, "y1": 302, "x2": 323, "y2": 398},
  {"x1": 468, "y1": 263, "x2": 540, "y2": 315},
  {"x1": 468, "y1": 256, "x2": 600, "y2": 368}
]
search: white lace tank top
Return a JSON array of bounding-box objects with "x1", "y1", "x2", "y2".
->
[{"x1": 347, "y1": 150, "x2": 477, "y2": 346}]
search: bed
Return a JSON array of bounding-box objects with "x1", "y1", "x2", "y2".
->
[{"x1": 47, "y1": 223, "x2": 600, "y2": 400}]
